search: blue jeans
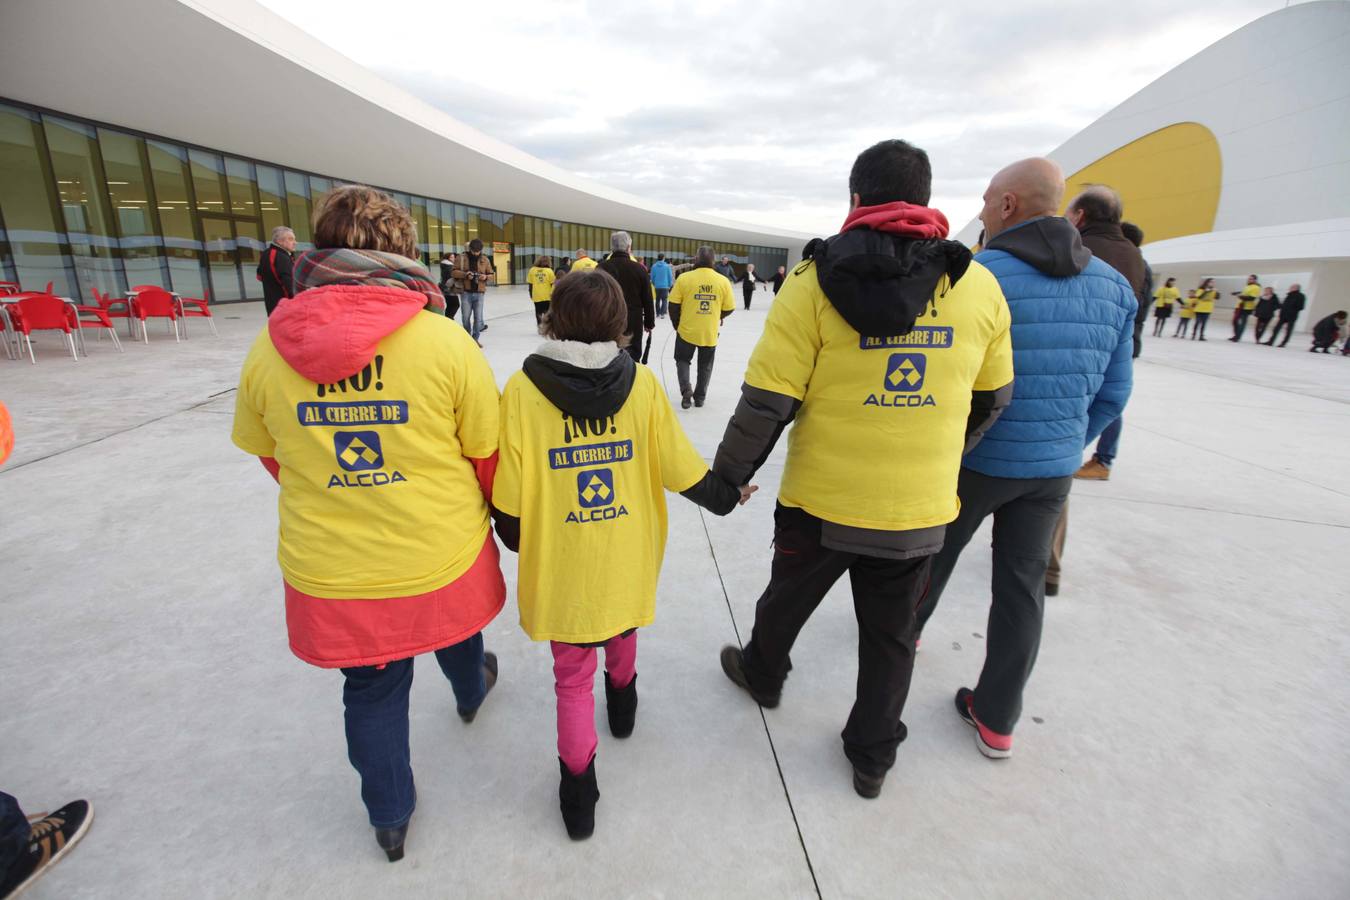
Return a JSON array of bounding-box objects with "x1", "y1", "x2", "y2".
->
[
  {"x1": 654, "y1": 288, "x2": 669, "y2": 316},
  {"x1": 460, "y1": 292, "x2": 485, "y2": 339},
  {"x1": 341, "y1": 634, "x2": 486, "y2": 828},
  {"x1": 1, "y1": 792, "x2": 27, "y2": 876},
  {"x1": 1095, "y1": 416, "x2": 1123, "y2": 467}
]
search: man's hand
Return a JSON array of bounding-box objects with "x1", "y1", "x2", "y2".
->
[{"x1": 738, "y1": 484, "x2": 758, "y2": 506}]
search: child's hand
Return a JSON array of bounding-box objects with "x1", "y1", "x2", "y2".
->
[{"x1": 738, "y1": 484, "x2": 758, "y2": 506}]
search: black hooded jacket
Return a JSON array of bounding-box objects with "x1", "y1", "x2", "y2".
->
[{"x1": 491, "y1": 345, "x2": 739, "y2": 551}]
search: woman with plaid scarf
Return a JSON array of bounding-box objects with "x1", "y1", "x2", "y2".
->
[{"x1": 231, "y1": 185, "x2": 504, "y2": 863}]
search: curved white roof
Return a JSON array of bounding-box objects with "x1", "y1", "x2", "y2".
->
[{"x1": 0, "y1": 0, "x2": 811, "y2": 257}]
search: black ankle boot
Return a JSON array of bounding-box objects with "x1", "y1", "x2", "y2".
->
[
  {"x1": 604, "y1": 672, "x2": 638, "y2": 738},
  {"x1": 375, "y1": 822, "x2": 408, "y2": 862},
  {"x1": 558, "y1": 757, "x2": 599, "y2": 840}
]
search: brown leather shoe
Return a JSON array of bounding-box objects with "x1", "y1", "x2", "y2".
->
[{"x1": 1074, "y1": 458, "x2": 1110, "y2": 481}]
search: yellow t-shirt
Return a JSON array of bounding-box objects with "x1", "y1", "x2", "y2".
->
[
  {"x1": 743, "y1": 260, "x2": 1013, "y2": 531},
  {"x1": 570, "y1": 257, "x2": 598, "y2": 273},
  {"x1": 1154, "y1": 286, "x2": 1180, "y2": 309},
  {"x1": 1194, "y1": 289, "x2": 1218, "y2": 314},
  {"x1": 669, "y1": 267, "x2": 735, "y2": 347},
  {"x1": 231, "y1": 312, "x2": 500, "y2": 598},
  {"x1": 527, "y1": 266, "x2": 556, "y2": 303},
  {"x1": 494, "y1": 364, "x2": 708, "y2": 643},
  {"x1": 1239, "y1": 283, "x2": 1260, "y2": 311}
]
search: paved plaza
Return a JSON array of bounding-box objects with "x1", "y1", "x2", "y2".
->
[{"x1": 2, "y1": 287, "x2": 1349, "y2": 899}]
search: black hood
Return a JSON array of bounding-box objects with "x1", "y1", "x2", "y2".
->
[
  {"x1": 812, "y1": 228, "x2": 972, "y2": 338},
  {"x1": 983, "y1": 216, "x2": 1092, "y2": 278},
  {"x1": 522, "y1": 349, "x2": 636, "y2": 419}
]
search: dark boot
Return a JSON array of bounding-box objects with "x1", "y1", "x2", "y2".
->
[
  {"x1": 558, "y1": 757, "x2": 600, "y2": 840},
  {"x1": 694, "y1": 352, "x2": 715, "y2": 405},
  {"x1": 604, "y1": 671, "x2": 638, "y2": 738},
  {"x1": 375, "y1": 822, "x2": 409, "y2": 862},
  {"x1": 458, "y1": 651, "x2": 498, "y2": 723}
]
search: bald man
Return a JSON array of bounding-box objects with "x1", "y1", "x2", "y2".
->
[{"x1": 914, "y1": 158, "x2": 1136, "y2": 760}]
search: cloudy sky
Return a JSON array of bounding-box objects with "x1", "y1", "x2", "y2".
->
[{"x1": 258, "y1": 0, "x2": 1283, "y2": 235}]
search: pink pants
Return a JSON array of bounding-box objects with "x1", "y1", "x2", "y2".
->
[{"x1": 551, "y1": 632, "x2": 638, "y2": 775}]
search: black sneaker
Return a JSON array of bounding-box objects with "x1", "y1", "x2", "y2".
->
[
  {"x1": 604, "y1": 671, "x2": 638, "y2": 739},
  {"x1": 458, "y1": 651, "x2": 498, "y2": 723},
  {"x1": 719, "y1": 645, "x2": 780, "y2": 709},
  {"x1": 694, "y1": 398, "x2": 705, "y2": 408},
  {"x1": 0, "y1": 800, "x2": 93, "y2": 898},
  {"x1": 1045, "y1": 582, "x2": 1059, "y2": 597},
  {"x1": 852, "y1": 768, "x2": 885, "y2": 800},
  {"x1": 681, "y1": 393, "x2": 692, "y2": 410},
  {"x1": 558, "y1": 757, "x2": 599, "y2": 840}
]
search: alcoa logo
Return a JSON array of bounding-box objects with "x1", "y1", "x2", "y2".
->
[
  {"x1": 567, "y1": 468, "x2": 629, "y2": 523},
  {"x1": 864, "y1": 353, "x2": 937, "y2": 408},
  {"x1": 328, "y1": 430, "x2": 407, "y2": 488}
]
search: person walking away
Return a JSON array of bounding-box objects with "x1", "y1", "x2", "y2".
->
[
  {"x1": 740, "y1": 263, "x2": 763, "y2": 310},
  {"x1": 453, "y1": 238, "x2": 494, "y2": 343},
  {"x1": 1191, "y1": 278, "x2": 1218, "y2": 340},
  {"x1": 527, "y1": 256, "x2": 556, "y2": 325},
  {"x1": 1310, "y1": 311, "x2": 1348, "y2": 352},
  {"x1": 914, "y1": 159, "x2": 1135, "y2": 759},
  {"x1": 1264, "y1": 284, "x2": 1305, "y2": 346},
  {"x1": 597, "y1": 231, "x2": 655, "y2": 362},
  {"x1": 1230, "y1": 274, "x2": 1261, "y2": 341},
  {"x1": 571, "y1": 249, "x2": 598, "y2": 273},
  {"x1": 556, "y1": 257, "x2": 572, "y2": 278},
  {"x1": 492, "y1": 269, "x2": 744, "y2": 839},
  {"x1": 257, "y1": 225, "x2": 296, "y2": 316},
  {"x1": 1152, "y1": 277, "x2": 1180, "y2": 337},
  {"x1": 650, "y1": 253, "x2": 674, "y2": 318},
  {"x1": 771, "y1": 265, "x2": 786, "y2": 295},
  {"x1": 1252, "y1": 286, "x2": 1280, "y2": 342},
  {"x1": 1175, "y1": 289, "x2": 1195, "y2": 337},
  {"x1": 713, "y1": 140, "x2": 1015, "y2": 798},
  {"x1": 668, "y1": 247, "x2": 735, "y2": 408},
  {"x1": 231, "y1": 186, "x2": 505, "y2": 863}
]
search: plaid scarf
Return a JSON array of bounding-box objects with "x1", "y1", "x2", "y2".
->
[{"x1": 293, "y1": 247, "x2": 445, "y2": 311}]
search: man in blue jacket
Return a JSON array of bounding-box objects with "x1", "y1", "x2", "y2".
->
[
  {"x1": 914, "y1": 158, "x2": 1135, "y2": 760},
  {"x1": 650, "y1": 253, "x2": 674, "y2": 318}
]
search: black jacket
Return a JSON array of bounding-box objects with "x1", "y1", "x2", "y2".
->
[
  {"x1": 771, "y1": 272, "x2": 785, "y2": 294},
  {"x1": 491, "y1": 346, "x2": 738, "y2": 551},
  {"x1": 1253, "y1": 294, "x2": 1281, "y2": 319},
  {"x1": 1279, "y1": 291, "x2": 1306, "y2": 322},
  {"x1": 597, "y1": 250, "x2": 655, "y2": 333},
  {"x1": 257, "y1": 244, "x2": 294, "y2": 307},
  {"x1": 1312, "y1": 314, "x2": 1342, "y2": 344}
]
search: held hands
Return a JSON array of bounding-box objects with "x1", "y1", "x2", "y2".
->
[{"x1": 738, "y1": 484, "x2": 758, "y2": 506}]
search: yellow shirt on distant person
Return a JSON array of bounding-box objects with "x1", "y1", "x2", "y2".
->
[
  {"x1": 570, "y1": 256, "x2": 598, "y2": 273},
  {"x1": 494, "y1": 364, "x2": 709, "y2": 643},
  {"x1": 231, "y1": 312, "x2": 499, "y2": 598},
  {"x1": 669, "y1": 267, "x2": 735, "y2": 347},
  {"x1": 527, "y1": 266, "x2": 556, "y2": 303},
  {"x1": 742, "y1": 260, "x2": 1013, "y2": 531},
  {"x1": 1154, "y1": 286, "x2": 1180, "y2": 309},
  {"x1": 1239, "y1": 283, "x2": 1260, "y2": 311},
  {"x1": 1179, "y1": 293, "x2": 1196, "y2": 318},
  {"x1": 1194, "y1": 289, "x2": 1218, "y2": 314}
]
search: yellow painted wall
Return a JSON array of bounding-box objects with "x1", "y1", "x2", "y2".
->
[{"x1": 1060, "y1": 122, "x2": 1222, "y2": 244}]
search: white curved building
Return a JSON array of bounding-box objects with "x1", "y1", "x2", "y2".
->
[
  {"x1": 0, "y1": 0, "x2": 808, "y2": 303},
  {"x1": 958, "y1": 0, "x2": 1350, "y2": 328}
]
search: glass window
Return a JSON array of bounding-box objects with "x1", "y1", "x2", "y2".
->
[
  {"x1": 188, "y1": 149, "x2": 227, "y2": 215},
  {"x1": 255, "y1": 165, "x2": 286, "y2": 238},
  {"x1": 44, "y1": 115, "x2": 121, "y2": 299},
  {"x1": 146, "y1": 140, "x2": 204, "y2": 297},
  {"x1": 426, "y1": 200, "x2": 444, "y2": 262},
  {"x1": 225, "y1": 157, "x2": 258, "y2": 219},
  {"x1": 466, "y1": 206, "x2": 481, "y2": 246},
  {"x1": 452, "y1": 203, "x2": 467, "y2": 250},
  {"x1": 234, "y1": 218, "x2": 263, "y2": 301},
  {"x1": 0, "y1": 104, "x2": 74, "y2": 295},
  {"x1": 99, "y1": 128, "x2": 165, "y2": 289},
  {"x1": 199, "y1": 213, "x2": 242, "y2": 302},
  {"x1": 284, "y1": 170, "x2": 311, "y2": 246},
  {"x1": 410, "y1": 197, "x2": 428, "y2": 264}
]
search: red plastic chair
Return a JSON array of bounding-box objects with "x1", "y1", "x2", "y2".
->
[
  {"x1": 92, "y1": 287, "x2": 134, "y2": 336},
  {"x1": 70, "y1": 302, "x2": 124, "y2": 353},
  {"x1": 129, "y1": 287, "x2": 180, "y2": 343},
  {"x1": 12, "y1": 294, "x2": 78, "y2": 364},
  {"x1": 178, "y1": 291, "x2": 217, "y2": 336}
]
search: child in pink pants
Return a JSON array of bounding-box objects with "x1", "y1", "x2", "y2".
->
[{"x1": 491, "y1": 269, "x2": 744, "y2": 839}]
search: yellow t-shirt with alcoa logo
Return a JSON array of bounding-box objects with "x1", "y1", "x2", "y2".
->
[
  {"x1": 231, "y1": 312, "x2": 499, "y2": 599},
  {"x1": 570, "y1": 256, "x2": 598, "y2": 273},
  {"x1": 527, "y1": 266, "x2": 555, "y2": 303},
  {"x1": 742, "y1": 260, "x2": 1013, "y2": 532},
  {"x1": 669, "y1": 267, "x2": 736, "y2": 347},
  {"x1": 494, "y1": 364, "x2": 709, "y2": 643},
  {"x1": 1239, "y1": 283, "x2": 1260, "y2": 311}
]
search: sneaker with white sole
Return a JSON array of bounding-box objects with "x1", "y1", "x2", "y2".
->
[
  {"x1": 955, "y1": 688, "x2": 1013, "y2": 759},
  {"x1": 0, "y1": 799, "x2": 94, "y2": 899}
]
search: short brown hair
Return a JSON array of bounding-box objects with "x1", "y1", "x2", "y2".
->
[
  {"x1": 543, "y1": 269, "x2": 630, "y2": 347},
  {"x1": 312, "y1": 185, "x2": 417, "y2": 258},
  {"x1": 534, "y1": 255, "x2": 552, "y2": 268}
]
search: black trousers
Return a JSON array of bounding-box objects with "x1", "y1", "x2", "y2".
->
[
  {"x1": 1192, "y1": 312, "x2": 1211, "y2": 339},
  {"x1": 741, "y1": 504, "x2": 932, "y2": 777},
  {"x1": 673, "y1": 335, "x2": 716, "y2": 401},
  {"x1": 915, "y1": 467, "x2": 1072, "y2": 735},
  {"x1": 1266, "y1": 319, "x2": 1296, "y2": 346},
  {"x1": 533, "y1": 300, "x2": 549, "y2": 324},
  {"x1": 1232, "y1": 309, "x2": 1252, "y2": 340},
  {"x1": 1253, "y1": 316, "x2": 1273, "y2": 342},
  {"x1": 743, "y1": 286, "x2": 754, "y2": 310}
]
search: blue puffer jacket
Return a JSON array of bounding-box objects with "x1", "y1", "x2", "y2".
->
[{"x1": 962, "y1": 216, "x2": 1135, "y2": 480}]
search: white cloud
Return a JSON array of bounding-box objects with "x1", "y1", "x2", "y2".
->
[{"x1": 258, "y1": 0, "x2": 1283, "y2": 235}]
